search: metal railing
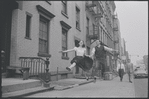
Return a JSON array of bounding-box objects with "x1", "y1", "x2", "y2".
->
[{"x1": 19, "y1": 57, "x2": 47, "y2": 78}]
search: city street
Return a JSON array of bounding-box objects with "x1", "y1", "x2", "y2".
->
[
  {"x1": 1, "y1": 1, "x2": 148, "y2": 99},
  {"x1": 24, "y1": 75, "x2": 135, "y2": 98},
  {"x1": 134, "y1": 78, "x2": 148, "y2": 98}
]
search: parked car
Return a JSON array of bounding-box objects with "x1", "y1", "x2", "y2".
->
[{"x1": 134, "y1": 68, "x2": 148, "y2": 78}]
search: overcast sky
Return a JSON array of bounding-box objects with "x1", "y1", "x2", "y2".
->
[{"x1": 115, "y1": 1, "x2": 148, "y2": 65}]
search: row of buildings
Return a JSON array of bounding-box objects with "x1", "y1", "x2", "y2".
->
[{"x1": 1, "y1": 1, "x2": 129, "y2": 80}]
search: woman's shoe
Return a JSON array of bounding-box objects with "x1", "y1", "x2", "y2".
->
[
  {"x1": 129, "y1": 81, "x2": 132, "y2": 83},
  {"x1": 66, "y1": 67, "x2": 71, "y2": 71},
  {"x1": 86, "y1": 77, "x2": 89, "y2": 81}
]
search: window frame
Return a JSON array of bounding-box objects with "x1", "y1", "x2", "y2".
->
[
  {"x1": 76, "y1": 6, "x2": 81, "y2": 31},
  {"x1": 38, "y1": 15, "x2": 49, "y2": 55},
  {"x1": 36, "y1": 5, "x2": 55, "y2": 58},
  {"x1": 25, "y1": 12, "x2": 32, "y2": 40},
  {"x1": 86, "y1": 17, "x2": 89, "y2": 35},
  {"x1": 61, "y1": 1, "x2": 67, "y2": 15},
  {"x1": 60, "y1": 21, "x2": 71, "y2": 60},
  {"x1": 61, "y1": 28, "x2": 69, "y2": 59}
]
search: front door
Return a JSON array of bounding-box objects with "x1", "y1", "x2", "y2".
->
[{"x1": 0, "y1": 1, "x2": 18, "y2": 73}]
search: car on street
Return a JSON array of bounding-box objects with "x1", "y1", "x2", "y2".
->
[{"x1": 134, "y1": 68, "x2": 148, "y2": 78}]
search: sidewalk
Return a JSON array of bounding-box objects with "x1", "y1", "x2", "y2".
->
[
  {"x1": 51, "y1": 77, "x2": 95, "y2": 90},
  {"x1": 2, "y1": 74, "x2": 135, "y2": 98},
  {"x1": 2, "y1": 77, "x2": 95, "y2": 98}
]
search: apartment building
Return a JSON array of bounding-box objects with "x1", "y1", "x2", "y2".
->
[
  {"x1": 113, "y1": 13, "x2": 122, "y2": 68},
  {"x1": 1, "y1": 1, "x2": 118, "y2": 80}
]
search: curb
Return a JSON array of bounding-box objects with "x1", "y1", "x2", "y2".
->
[
  {"x1": 2, "y1": 86, "x2": 55, "y2": 98},
  {"x1": 3, "y1": 79, "x2": 95, "y2": 97},
  {"x1": 55, "y1": 79, "x2": 95, "y2": 91}
]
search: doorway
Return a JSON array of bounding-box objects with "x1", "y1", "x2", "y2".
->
[{"x1": 0, "y1": 1, "x2": 18, "y2": 73}]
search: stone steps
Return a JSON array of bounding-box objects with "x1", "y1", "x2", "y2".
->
[{"x1": 2, "y1": 78, "x2": 42, "y2": 93}]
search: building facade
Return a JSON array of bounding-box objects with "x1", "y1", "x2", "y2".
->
[
  {"x1": 113, "y1": 13, "x2": 122, "y2": 69},
  {"x1": 143, "y1": 55, "x2": 148, "y2": 73},
  {"x1": 1, "y1": 1, "x2": 118, "y2": 80}
]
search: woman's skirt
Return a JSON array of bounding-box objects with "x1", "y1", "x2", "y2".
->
[{"x1": 70, "y1": 56, "x2": 93, "y2": 72}]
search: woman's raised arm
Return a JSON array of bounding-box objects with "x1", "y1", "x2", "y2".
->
[{"x1": 59, "y1": 48, "x2": 75, "y2": 53}]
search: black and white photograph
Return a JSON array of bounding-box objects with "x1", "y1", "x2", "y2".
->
[{"x1": 0, "y1": 0, "x2": 148, "y2": 98}]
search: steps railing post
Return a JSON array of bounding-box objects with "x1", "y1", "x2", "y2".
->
[
  {"x1": 1, "y1": 50, "x2": 5, "y2": 73},
  {"x1": 43, "y1": 57, "x2": 51, "y2": 87}
]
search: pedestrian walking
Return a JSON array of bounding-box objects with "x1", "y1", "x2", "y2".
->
[
  {"x1": 117, "y1": 60, "x2": 125, "y2": 82},
  {"x1": 126, "y1": 59, "x2": 133, "y2": 83},
  {"x1": 59, "y1": 40, "x2": 93, "y2": 80},
  {"x1": 89, "y1": 40, "x2": 118, "y2": 81}
]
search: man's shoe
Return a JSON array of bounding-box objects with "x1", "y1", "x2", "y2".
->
[
  {"x1": 129, "y1": 81, "x2": 132, "y2": 83},
  {"x1": 93, "y1": 77, "x2": 96, "y2": 83},
  {"x1": 66, "y1": 67, "x2": 71, "y2": 71}
]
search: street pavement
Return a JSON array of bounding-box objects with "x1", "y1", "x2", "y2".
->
[
  {"x1": 134, "y1": 78, "x2": 148, "y2": 98},
  {"x1": 23, "y1": 74, "x2": 135, "y2": 98}
]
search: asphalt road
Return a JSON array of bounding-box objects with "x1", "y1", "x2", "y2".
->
[{"x1": 134, "y1": 77, "x2": 148, "y2": 98}]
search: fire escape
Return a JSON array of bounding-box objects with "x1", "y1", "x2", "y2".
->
[
  {"x1": 113, "y1": 14, "x2": 120, "y2": 70},
  {"x1": 85, "y1": 1, "x2": 103, "y2": 44}
]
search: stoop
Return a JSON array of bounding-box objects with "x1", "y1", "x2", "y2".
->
[{"x1": 2, "y1": 78, "x2": 42, "y2": 93}]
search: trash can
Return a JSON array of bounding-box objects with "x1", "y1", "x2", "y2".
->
[{"x1": 104, "y1": 72, "x2": 113, "y2": 80}]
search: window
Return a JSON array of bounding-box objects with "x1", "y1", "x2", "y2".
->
[
  {"x1": 106, "y1": 34, "x2": 107, "y2": 45},
  {"x1": 93, "y1": 24, "x2": 98, "y2": 35},
  {"x1": 98, "y1": 26, "x2": 101, "y2": 41},
  {"x1": 60, "y1": 21, "x2": 71, "y2": 59},
  {"x1": 93, "y1": 24, "x2": 95, "y2": 35},
  {"x1": 99, "y1": 26, "x2": 101, "y2": 41},
  {"x1": 103, "y1": 32, "x2": 105, "y2": 44},
  {"x1": 62, "y1": 28, "x2": 68, "y2": 58},
  {"x1": 25, "y1": 14, "x2": 32, "y2": 39},
  {"x1": 87, "y1": 47, "x2": 90, "y2": 55},
  {"x1": 101, "y1": 28, "x2": 103, "y2": 42},
  {"x1": 39, "y1": 16, "x2": 49, "y2": 54},
  {"x1": 76, "y1": 7, "x2": 80, "y2": 30},
  {"x1": 102, "y1": 30, "x2": 103, "y2": 42},
  {"x1": 86, "y1": 17, "x2": 89, "y2": 35},
  {"x1": 61, "y1": 1, "x2": 67, "y2": 15},
  {"x1": 36, "y1": 5, "x2": 55, "y2": 57}
]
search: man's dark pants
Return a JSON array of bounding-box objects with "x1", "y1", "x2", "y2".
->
[
  {"x1": 92, "y1": 58, "x2": 105, "y2": 78},
  {"x1": 118, "y1": 69, "x2": 124, "y2": 81}
]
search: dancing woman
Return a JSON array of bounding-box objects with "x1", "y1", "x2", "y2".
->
[{"x1": 59, "y1": 40, "x2": 93, "y2": 80}]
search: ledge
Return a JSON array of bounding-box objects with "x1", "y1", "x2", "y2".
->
[
  {"x1": 61, "y1": 11, "x2": 69, "y2": 19},
  {"x1": 76, "y1": 27, "x2": 81, "y2": 32},
  {"x1": 38, "y1": 53, "x2": 51, "y2": 58},
  {"x1": 50, "y1": 71, "x2": 73, "y2": 76},
  {"x1": 25, "y1": 37, "x2": 32, "y2": 40},
  {"x1": 45, "y1": 1, "x2": 51, "y2": 5},
  {"x1": 61, "y1": 56, "x2": 69, "y2": 60},
  {"x1": 36, "y1": 5, "x2": 55, "y2": 18},
  {"x1": 60, "y1": 21, "x2": 71, "y2": 30}
]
